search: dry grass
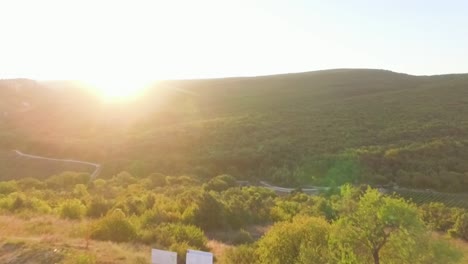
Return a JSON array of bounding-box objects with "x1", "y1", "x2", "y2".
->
[
  {"x1": 207, "y1": 240, "x2": 232, "y2": 260},
  {"x1": 0, "y1": 214, "x2": 151, "y2": 264},
  {"x1": 0, "y1": 214, "x2": 267, "y2": 263},
  {"x1": 432, "y1": 232, "x2": 468, "y2": 263}
]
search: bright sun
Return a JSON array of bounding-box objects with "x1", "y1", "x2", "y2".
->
[{"x1": 85, "y1": 78, "x2": 152, "y2": 102}]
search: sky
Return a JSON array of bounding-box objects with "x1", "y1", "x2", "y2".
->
[{"x1": 1, "y1": 0, "x2": 468, "y2": 82}]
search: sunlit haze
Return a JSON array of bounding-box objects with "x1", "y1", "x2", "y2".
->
[
  {"x1": 1, "y1": 0, "x2": 468, "y2": 100},
  {"x1": 84, "y1": 77, "x2": 153, "y2": 101}
]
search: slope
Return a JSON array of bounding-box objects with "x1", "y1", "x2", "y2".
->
[{"x1": 1, "y1": 69, "x2": 468, "y2": 191}]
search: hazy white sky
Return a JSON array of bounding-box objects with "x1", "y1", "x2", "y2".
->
[{"x1": 1, "y1": 0, "x2": 468, "y2": 81}]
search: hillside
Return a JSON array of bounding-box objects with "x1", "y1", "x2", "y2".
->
[{"x1": 1, "y1": 69, "x2": 468, "y2": 191}]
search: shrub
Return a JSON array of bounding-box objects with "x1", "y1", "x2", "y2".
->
[
  {"x1": 18, "y1": 177, "x2": 46, "y2": 190},
  {"x1": 86, "y1": 197, "x2": 112, "y2": 218},
  {"x1": 231, "y1": 229, "x2": 254, "y2": 245},
  {"x1": 59, "y1": 199, "x2": 86, "y2": 220},
  {"x1": 0, "y1": 181, "x2": 18, "y2": 195},
  {"x1": 0, "y1": 193, "x2": 51, "y2": 213},
  {"x1": 147, "y1": 173, "x2": 167, "y2": 187},
  {"x1": 220, "y1": 244, "x2": 258, "y2": 264},
  {"x1": 170, "y1": 242, "x2": 190, "y2": 264},
  {"x1": 46, "y1": 172, "x2": 90, "y2": 189},
  {"x1": 91, "y1": 209, "x2": 137, "y2": 242},
  {"x1": 72, "y1": 253, "x2": 96, "y2": 264},
  {"x1": 165, "y1": 176, "x2": 198, "y2": 186},
  {"x1": 141, "y1": 223, "x2": 207, "y2": 250},
  {"x1": 203, "y1": 174, "x2": 238, "y2": 192}
]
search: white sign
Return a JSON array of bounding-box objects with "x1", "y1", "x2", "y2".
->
[
  {"x1": 186, "y1": 249, "x2": 213, "y2": 264},
  {"x1": 151, "y1": 248, "x2": 177, "y2": 264}
]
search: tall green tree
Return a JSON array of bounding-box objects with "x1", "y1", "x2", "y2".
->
[{"x1": 329, "y1": 188, "x2": 461, "y2": 264}]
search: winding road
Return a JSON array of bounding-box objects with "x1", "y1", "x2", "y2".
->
[
  {"x1": 259, "y1": 181, "x2": 330, "y2": 194},
  {"x1": 13, "y1": 150, "x2": 101, "y2": 179}
]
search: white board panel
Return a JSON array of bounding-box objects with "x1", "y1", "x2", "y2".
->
[
  {"x1": 186, "y1": 249, "x2": 213, "y2": 264},
  {"x1": 151, "y1": 248, "x2": 177, "y2": 264}
]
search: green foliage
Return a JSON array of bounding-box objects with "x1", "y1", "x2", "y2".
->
[
  {"x1": 147, "y1": 173, "x2": 167, "y2": 187},
  {"x1": 270, "y1": 192, "x2": 336, "y2": 222},
  {"x1": 165, "y1": 175, "x2": 199, "y2": 186},
  {"x1": 203, "y1": 174, "x2": 238, "y2": 192},
  {"x1": 17, "y1": 177, "x2": 46, "y2": 190},
  {"x1": 450, "y1": 212, "x2": 468, "y2": 241},
  {"x1": 0, "y1": 192, "x2": 51, "y2": 213},
  {"x1": 110, "y1": 171, "x2": 137, "y2": 186},
  {"x1": 222, "y1": 187, "x2": 275, "y2": 228},
  {"x1": 169, "y1": 242, "x2": 190, "y2": 264},
  {"x1": 140, "y1": 223, "x2": 207, "y2": 250},
  {"x1": 46, "y1": 171, "x2": 90, "y2": 189},
  {"x1": 86, "y1": 197, "x2": 112, "y2": 218},
  {"x1": 420, "y1": 202, "x2": 457, "y2": 231},
  {"x1": 323, "y1": 155, "x2": 361, "y2": 186},
  {"x1": 231, "y1": 228, "x2": 254, "y2": 245},
  {"x1": 73, "y1": 253, "x2": 97, "y2": 264},
  {"x1": 90, "y1": 209, "x2": 137, "y2": 242},
  {"x1": 0, "y1": 181, "x2": 18, "y2": 195},
  {"x1": 0, "y1": 167, "x2": 465, "y2": 262},
  {"x1": 186, "y1": 191, "x2": 226, "y2": 230},
  {"x1": 220, "y1": 244, "x2": 258, "y2": 264},
  {"x1": 424, "y1": 239, "x2": 463, "y2": 264},
  {"x1": 270, "y1": 200, "x2": 302, "y2": 221},
  {"x1": 5, "y1": 70, "x2": 468, "y2": 190},
  {"x1": 257, "y1": 216, "x2": 330, "y2": 264},
  {"x1": 59, "y1": 199, "x2": 86, "y2": 220},
  {"x1": 329, "y1": 188, "x2": 461, "y2": 264}
]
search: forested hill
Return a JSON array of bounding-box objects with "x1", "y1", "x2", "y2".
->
[{"x1": 1, "y1": 69, "x2": 468, "y2": 191}]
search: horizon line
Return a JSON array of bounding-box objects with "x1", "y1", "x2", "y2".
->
[{"x1": 2, "y1": 68, "x2": 468, "y2": 83}]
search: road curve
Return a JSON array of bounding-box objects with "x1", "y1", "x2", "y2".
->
[
  {"x1": 259, "y1": 181, "x2": 330, "y2": 194},
  {"x1": 13, "y1": 150, "x2": 101, "y2": 179}
]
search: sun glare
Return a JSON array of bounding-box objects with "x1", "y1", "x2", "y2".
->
[{"x1": 85, "y1": 78, "x2": 151, "y2": 102}]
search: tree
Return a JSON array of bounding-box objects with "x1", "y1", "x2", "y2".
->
[
  {"x1": 203, "y1": 174, "x2": 238, "y2": 192},
  {"x1": 59, "y1": 199, "x2": 86, "y2": 219},
  {"x1": 329, "y1": 188, "x2": 460, "y2": 264},
  {"x1": 257, "y1": 216, "x2": 330, "y2": 264}
]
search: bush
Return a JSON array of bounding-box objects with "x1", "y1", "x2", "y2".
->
[
  {"x1": 59, "y1": 199, "x2": 86, "y2": 220},
  {"x1": 257, "y1": 216, "x2": 330, "y2": 264},
  {"x1": 189, "y1": 191, "x2": 226, "y2": 230},
  {"x1": 46, "y1": 172, "x2": 90, "y2": 189},
  {"x1": 0, "y1": 181, "x2": 18, "y2": 195},
  {"x1": 140, "y1": 208, "x2": 181, "y2": 227},
  {"x1": 147, "y1": 173, "x2": 167, "y2": 187},
  {"x1": 140, "y1": 223, "x2": 207, "y2": 250},
  {"x1": 17, "y1": 177, "x2": 46, "y2": 190},
  {"x1": 86, "y1": 197, "x2": 112, "y2": 218},
  {"x1": 0, "y1": 193, "x2": 51, "y2": 213},
  {"x1": 170, "y1": 242, "x2": 190, "y2": 264},
  {"x1": 203, "y1": 174, "x2": 238, "y2": 192},
  {"x1": 72, "y1": 253, "x2": 96, "y2": 264},
  {"x1": 231, "y1": 229, "x2": 254, "y2": 245},
  {"x1": 91, "y1": 209, "x2": 137, "y2": 242},
  {"x1": 220, "y1": 244, "x2": 258, "y2": 264},
  {"x1": 165, "y1": 176, "x2": 198, "y2": 186}
]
